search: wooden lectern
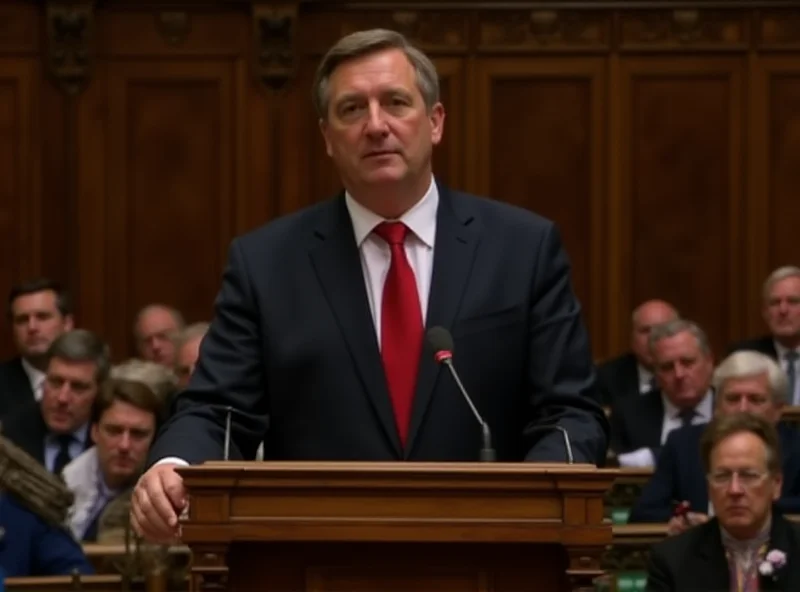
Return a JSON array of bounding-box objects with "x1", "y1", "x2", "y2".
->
[{"x1": 178, "y1": 462, "x2": 616, "y2": 592}]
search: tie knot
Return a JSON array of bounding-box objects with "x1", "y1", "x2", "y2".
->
[
  {"x1": 57, "y1": 434, "x2": 72, "y2": 448},
  {"x1": 786, "y1": 351, "x2": 799, "y2": 363},
  {"x1": 374, "y1": 221, "x2": 409, "y2": 246},
  {"x1": 678, "y1": 408, "x2": 695, "y2": 424}
]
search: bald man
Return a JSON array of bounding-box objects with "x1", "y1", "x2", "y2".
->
[
  {"x1": 133, "y1": 305, "x2": 185, "y2": 367},
  {"x1": 596, "y1": 300, "x2": 679, "y2": 406}
]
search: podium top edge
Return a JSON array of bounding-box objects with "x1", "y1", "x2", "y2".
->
[{"x1": 176, "y1": 461, "x2": 621, "y2": 476}]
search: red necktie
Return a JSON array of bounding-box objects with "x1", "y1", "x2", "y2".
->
[{"x1": 374, "y1": 222, "x2": 423, "y2": 446}]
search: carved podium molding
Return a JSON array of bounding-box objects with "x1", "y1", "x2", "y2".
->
[{"x1": 252, "y1": 2, "x2": 298, "y2": 92}]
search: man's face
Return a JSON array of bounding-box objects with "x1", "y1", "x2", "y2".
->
[
  {"x1": 652, "y1": 330, "x2": 714, "y2": 408},
  {"x1": 319, "y1": 48, "x2": 444, "y2": 210},
  {"x1": 630, "y1": 302, "x2": 677, "y2": 368},
  {"x1": 41, "y1": 357, "x2": 98, "y2": 434},
  {"x1": 708, "y1": 431, "x2": 781, "y2": 539},
  {"x1": 175, "y1": 335, "x2": 203, "y2": 388},
  {"x1": 717, "y1": 373, "x2": 781, "y2": 424},
  {"x1": 10, "y1": 290, "x2": 73, "y2": 360},
  {"x1": 763, "y1": 276, "x2": 800, "y2": 344},
  {"x1": 91, "y1": 400, "x2": 156, "y2": 489},
  {"x1": 135, "y1": 308, "x2": 180, "y2": 366}
]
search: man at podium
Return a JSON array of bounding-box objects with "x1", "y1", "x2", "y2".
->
[{"x1": 131, "y1": 28, "x2": 608, "y2": 544}]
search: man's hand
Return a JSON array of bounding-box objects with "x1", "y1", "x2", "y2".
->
[
  {"x1": 131, "y1": 463, "x2": 187, "y2": 544},
  {"x1": 666, "y1": 511, "x2": 708, "y2": 536}
]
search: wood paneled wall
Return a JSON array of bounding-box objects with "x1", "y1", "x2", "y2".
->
[{"x1": 1, "y1": 0, "x2": 799, "y2": 362}]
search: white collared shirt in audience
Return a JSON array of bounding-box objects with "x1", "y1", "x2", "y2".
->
[
  {"x1": 21, "y1": 358, "x2": 45, "y2": 402},
  {"x1": 618, "y1": 389, "x2": 714, "y2": 468},
  {"x1": 62, "y1": 447, "x2": 121, "y2": 541},
  {"x1": 638, "y1": 365, "x2": 655, "y2": 394},
  {"x1": 774, "y1": 341, "x2": 800, "y2": 405}
]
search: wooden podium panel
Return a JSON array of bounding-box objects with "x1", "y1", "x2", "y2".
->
[{"x1": 177, "y1": 462, "x2": 617, "y2": 592}]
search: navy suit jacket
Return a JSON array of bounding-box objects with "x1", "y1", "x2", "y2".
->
[
  {"x1": 149, "y1": 185, "x2": 608, "y2": 465},
  {"x1": 647, "y1": 514, "x2": 800, "y2": 591},
  {"x1": 0, "y1": 493, "x2": 93, "y2": 577},
  {"x1": 596, "y1": 352, "x2": 641, "y2": 407},
  {"x1": 610, "y1": 388, "x2": 665, "y2": 457},
  {"x1": 630, "y1": 421, "x2": 800, "y2": 522},
  {"x1": 727, "y1": 336, "x2": 778, "y2": 360},
  {"x1": 0, "y1": 358, "x2": 35, "y2": 420}
]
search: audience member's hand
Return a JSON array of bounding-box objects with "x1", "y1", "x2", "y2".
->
[
  {"x1": 666, "y1": 511, "x2": 708, "y2": 536},
  {"x1": 131, "y1": 463, "x2": 187, "y2": 544}
]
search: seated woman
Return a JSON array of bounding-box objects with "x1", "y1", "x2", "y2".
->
[{"x1": 0, "y1": 491, "x2": 93, "y2": 577}]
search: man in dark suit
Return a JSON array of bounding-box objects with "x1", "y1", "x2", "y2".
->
[
  {"x1": 631, "y1": 350, "x2": 800, "y2": 525},
  {"x1": 728, "y1": 266, "x2": 800, "y2": 405},
  {"x1": 611, "y1": 319, "x2": 714, "y2": 467},
  {"x1": 131, "y1": 29, "x2": 608, "y2": 543},
  {"x1": 0, "y1": 491, "x2": 93, "y2": 577},
  {"x1": 646, "y1": 413, "x2": 800, "y2": 591},
  {"x1": 596, "y1": 299, "x2": 679, "y2": 407},
  {"x1": 3, "y1": 330, "x2": 109, "y2": 473},
  {"x1": 0, "y1": 278, "x2": 74, "y2": 419}
]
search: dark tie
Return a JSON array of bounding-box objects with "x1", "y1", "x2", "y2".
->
[
  {"x1": 678, "y1": 409, "x2": 696, "y2": 428},
  {"x1": 53, "y1": 434, "x2": 73, "y2": 474},
  {"x1": 786, "y1": 351, "x2": 798, "y2": 405},
  {"x1": 374, "y1": 222, "x2": 423, "y2": 446}
]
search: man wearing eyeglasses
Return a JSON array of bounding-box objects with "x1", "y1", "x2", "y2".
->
[
  {"x1": 646, "y1": 412, "x2": 800, "y2": 591},
  {"x1": 630, "y1": 350, "x2": 800, "y2": 531}
]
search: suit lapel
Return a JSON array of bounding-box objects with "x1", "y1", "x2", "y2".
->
[
  {"x1": 761, "y1": 514, "x2": 794, "y2": 591},
  {"x1": 691, "y1": 519, "x2": 732, "y2": 590},
  {"x1": 308, "y1": 197, "x2": 402, "y2": 457},
  {"x1": 405, "y1": 188, "x2": 480, "y2": 457},
  {"x1": 622, "y1": 354, "x2": 641, "y2": 397}
]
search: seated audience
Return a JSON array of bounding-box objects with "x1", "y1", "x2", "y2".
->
[
  {"x1": 631, "y1": 350, "x2": 800, "y2": 526},
  {"x1": 0, "y1": 278, "x2": 74, "y2": 419},
  {"x1": 611, "y1": 319, "x2": 714, "y2": 466},
  {"x1": 729, "y1": 265, "x2": 800, "y2": 406},
  {"x1": 133, "y1": 304, "x2": 185, "y2": 367},
  {"x1": 2, "y1": 330, "x2": 109, "y2": 473},
  {"x1": 646, "y1": 413, "x2": 800, "y2": 591},
  {"x1": 63, "y1": 376, "x2": 166, "y2": 541},
  {"x1": 0, "y1": 491, "x2": 93, "y2": 576},
  {"x1": 173, "y1": 322, "x2": 209, "y2": 389},
  {"x1": 596, "y1": 299, "x2": 679, "y2": 406}
]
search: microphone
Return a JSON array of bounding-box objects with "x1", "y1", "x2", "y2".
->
[
  {"x1": 524, "y1": 424, "x2": 574, "y2": 464},
  {"x1": 224, "y1": 406, "x2": 233, "y2": 461},
  {"x1": 426, "y1": 326, "x2": 496, "y2": 462}
]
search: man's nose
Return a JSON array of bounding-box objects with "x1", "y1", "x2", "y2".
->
[
  {"x1": 365, "y1": 103, "x2": 389, "y2": 135},
  {"x1": 728, "y1": 475, "x2": 745, "y2": 494},
  {"x1": 118, "y1": 433, "x2": 131, "y2": 450}
]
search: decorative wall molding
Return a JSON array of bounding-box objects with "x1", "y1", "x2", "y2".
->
[
  {"x1": 45, "y1": 1, "x2": 95, "y2": 95},
  {"x1": 252, "y1": 2, "x2": 298, "y2": 91},
  {"x1": 155, "y1": 11, "x2": 192, "y2": 46}
]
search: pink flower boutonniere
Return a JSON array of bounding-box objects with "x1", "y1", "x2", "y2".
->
[{"x1": 758, "y1": 549, "x2": 787, "y2": 579}]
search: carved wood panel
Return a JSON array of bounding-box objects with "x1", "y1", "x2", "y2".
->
[
  {"x1": 475, "y1": 58, "x2": 607, "y2": 350},
  {"x1": 0, "y1": 58, "x2": 39, "y2": 359},
  {"x1": 616, "y1": 57, "x2": 745, "y2": 356}
]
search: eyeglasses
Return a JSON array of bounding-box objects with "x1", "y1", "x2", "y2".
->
[{"x1": 707, "y1": 470, "x2": 769, "y2": 488}]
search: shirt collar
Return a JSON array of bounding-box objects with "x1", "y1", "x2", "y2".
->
[
  {"x1": 662, "y1": 388, "x2": 714, "y2": 421},
  {"x1": 774, "y1": 340, "x2": 800, "y2": 360},
  {"x1": 344, "y1": 176, "x2": 438, "y2": 248},
  {"x1": 20, "y1": 358, "x2": 45, "y2": 390},
  {"x1": 49, "y1": 422, "x2": 90, "y2": 447}
]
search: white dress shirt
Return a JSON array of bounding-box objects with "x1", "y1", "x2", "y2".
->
[
  {"x1": 21, "y1": 358, "x2": 45, "y2": 402},
  {"x1": 774, "y1": 341, "x2": 800, "y2": 405},
  {"x1": 344, "y1": 178, "x2": 437, "y2": 342},
  {"x1": 637, "y1": 365, "x2": 655, "y2": 394},
  {"x1": 617, "y1": 389, "x2": 714, "y2": 468}
]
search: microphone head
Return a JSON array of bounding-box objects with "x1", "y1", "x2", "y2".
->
[{"x1": 426, "y1": 326, "x2": 454, "y2": 362}]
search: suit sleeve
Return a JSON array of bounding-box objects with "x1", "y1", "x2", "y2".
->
[
  {"x1": 645, "y1": 546, "x2": 674, "y2": 592},
  {"x1": 522, "y1": 224, "x2": 609, "y2": 465},
  {"x1": 629, "y1": 432, "x2": 680, "y2": 522},
  {"x1": 32, "y1": 522, "x2": 94, "y2": 576},
  {"x1": 147, "y1": 239, "x2": 269, "y2": 465}
]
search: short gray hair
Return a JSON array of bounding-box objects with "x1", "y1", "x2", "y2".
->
[
  {"x1": 763, "y1": 265, "x2": 800, "y2": 300},
  {"x1": 46, "y1": 329, "x2": 111, "y2": 383},
  {"x1": 712, "y1": 350, "x2": 789, "y2": 405},
  {"x1": 172, "y1": 322, "x2": 210, "y2": 353},
  {"x1": 110, "y1": 358, "x2": 177, "y2": 402},
  {"x1": 648, "y1": 319, "x2": 711, "y2": 356},
  {"x1": 312, "y1": 29, "x2": 440, "y2": 119}
]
